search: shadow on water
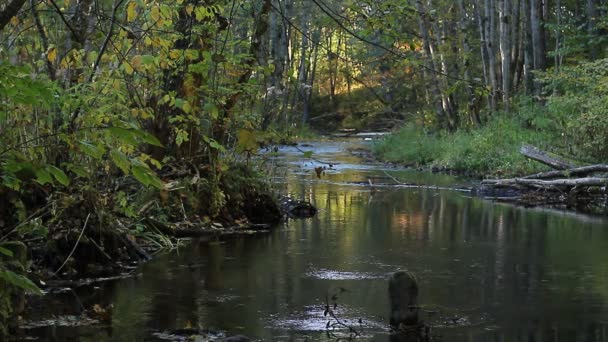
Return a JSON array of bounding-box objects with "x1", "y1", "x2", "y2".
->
[{"x1": 26, "y1": 139, "x2": 608, "y2": 341}]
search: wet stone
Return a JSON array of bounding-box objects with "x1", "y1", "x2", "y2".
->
[{"x1": 388, "y1": 271, "x2": 419, "y2": 328}]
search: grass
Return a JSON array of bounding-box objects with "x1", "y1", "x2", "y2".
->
[{"x1": 373, "y1": 115, "x2": 559, "y2": 178}]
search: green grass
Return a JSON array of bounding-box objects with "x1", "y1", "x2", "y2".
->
[{"x1": 373, "y1": 115, "x2": 558, "y2": 178}]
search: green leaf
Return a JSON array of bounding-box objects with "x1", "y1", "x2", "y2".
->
[
  {"x1": 132, "y1": 130, "x2": 163, "y2": 147},
  {"x1": 46, "y1": 165, "x2": 70, "y2": 186},
  {"x1": 35, "y1": 168, "x2": 53, "y2": 185},
  {"x1": 203, "y1": 136, "x2": 225, "y2": 152},
  {"x1": 79, "y1": 141, "x2": 106, "y2": 160},
  {"x1": 110, "y1": 150, "x2": 131, "y2": 174},
  {"x1": 131, "y1": 162, "x2": 163, "y2": 189},
  {"x1": 108, "y1": 127, "x2": 139, "y2": 146},
  {"x1": 0, "y1": 247, "x2": 14, "y2": 257},
  {"x1": 0, "y1": 269, "x2": 42, "y2": 295},
  {"x1": 141, "y1": 55, "x2": 155, "y2": 65},
  {"x1": 66, "y1": 164, "x2": 89, "y2": 178},
  {"x1": 303, "y1": 151, "x2": 314, "y2": 158}
]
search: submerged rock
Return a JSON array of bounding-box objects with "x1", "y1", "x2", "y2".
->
[
  {"x1": 388, "y1": 271, "x2": 419, "y2": 328},
  {"x1": 279, "y1": 196, "x2": 317, "y2": 218}
]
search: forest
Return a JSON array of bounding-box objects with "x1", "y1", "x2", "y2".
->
[{"x1": 1, "y1": 0, "x2": 608, "y2": 339}]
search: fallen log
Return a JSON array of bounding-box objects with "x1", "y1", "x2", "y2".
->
[
  {"x1": 520, "y1": 144, "x2": 576, "y2": 170},
  {"x1": 482, "y1": 177, "x2": 608, "y2": 188},
  {"x1": 521, "y1": 164, "x2": 608, "y2": 179},
  {"x1": 143, "y1": 218, "x2": 270, "y2": 238}
]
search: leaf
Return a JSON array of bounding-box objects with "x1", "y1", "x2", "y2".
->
[
  {"x1": 236, "y1": 129, "x2": 258, "y2": 153},
  {"x1": 47, "y1": 46, "x2": 57, "y2": 63},
  {"x1": 0, "y1": 269, "x2": 42, "y2": 295},
  {"x1": 204, "y1": 137, "x2": 225, "y2": 151},
  {"x1": 35, "y1": 168, "x2": 53, "y2": 185},
  {"x1": 0, "y1": 246, "x2": 14, "y2": 257},
  {"x1": 150, "y1": 6, "x2": 161, "y2": 22},
  {"x1": 110, "y1": 150, "x2": 131, "y2": 174},
  {"x1": 108, "y1": 127, "x2": 138, "y2": 146},
  {"x1": 79, "y1": 141, "x2": 106, "y2": 160},
  {"x1": 127, "y1": 1, "x2": 137, "y2": 22},
  {"x1": 67, "y1": 164, "x2": 89, "y2": 178},
  {"x1": 132, "y1": 130, "x2": 163, "y2": 147},
  {"x1": 141, "y1": 55, "x2": 155, "y2": 65},
  {"x1": 46, "y1": 165, "x2": 70, "y2": 186},
  {"x1": 303, "y1": 151, "x2": 314, "y2": 158},
  {"x1": 131, "y1": 55, "x2": 143, "y2": 70},
  {"x1": 131, "y1": 162, "x2": 163, "y2": 189}
]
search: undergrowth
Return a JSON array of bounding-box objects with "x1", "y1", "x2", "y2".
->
[{"x1": 373, "y1": 112, "x2": 559, "y2": 178}]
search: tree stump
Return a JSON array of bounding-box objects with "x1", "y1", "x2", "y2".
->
[{"x1": 388, "y1": 271, "x2": 419, "y2": 328}]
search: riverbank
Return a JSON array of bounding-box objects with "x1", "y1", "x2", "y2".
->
[
  {"x1": 0, "y1": 161, "x2": 285, "y2": 337},
  {"x1": 372, "y1": 116, "x2": 561, "y2": 178}
]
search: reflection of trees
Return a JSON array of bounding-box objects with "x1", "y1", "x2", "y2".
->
[{"x1": 96, "y1": 169, "x2": 608, "y2": 341}]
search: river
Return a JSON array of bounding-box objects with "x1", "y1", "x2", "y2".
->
[{"x1": 29, "y1": 139, "x2": 608, "y2": 341}]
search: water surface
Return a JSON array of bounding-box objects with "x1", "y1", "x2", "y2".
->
[{"x1": 31, "y1": 139, "x2": 608, "y2": 341}]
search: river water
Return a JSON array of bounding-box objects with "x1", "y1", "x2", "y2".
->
[{"x1": 30, "y1": 139, "x2": 608, "y2": 341}]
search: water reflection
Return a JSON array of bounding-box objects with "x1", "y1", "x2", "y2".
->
[{"x1": 30, "y1": 140, "x2": 608, "y2": 342}]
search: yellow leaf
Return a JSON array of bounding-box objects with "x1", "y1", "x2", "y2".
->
[
  {"x1": 169, "y1": 49, "x2": 180, "y2": 60},
  {"x1": 185, "y1": 4, "x2": 194, "y2": 15},
  {"x1": 131, "y1": 55, "x2": 142, "y2": 71},
  {"x1": 47, "y1": 47, "x2": 57, "y2": 63},
  {"x1": 150, "y1": 6, "x2": 160, "y2": 22},
  {"x1": 10, "y1": 16, "x2": 19, "y2": 26},
  {"x1": 127, "y1": 1, "x2": 137, "y2": 22},
  {"x1": 123, "y1": 62, "x2": 134, "y2": 75}
]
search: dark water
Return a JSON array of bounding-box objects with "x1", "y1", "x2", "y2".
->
[{"x1": 30, "y1": 140, "x2": 608, "y2": 341}]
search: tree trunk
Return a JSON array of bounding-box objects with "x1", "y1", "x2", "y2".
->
[
  {"x1": 459, "y1": 0, "x2": 481, "y2": 126},
  {"x1": 587, "y1": 0, "x2": 599, "y2": 59},
  {"x1": 475, "y1": 1, "x2": 490, "y2": 86},
  {"x1": 522, "y1": 0, "x2": 534, "y2": 94},
  {"x1": 530, "y1": 0, "x2": 546, "y2": 71},
  {"x1": 520, "y1": 144, "x2": 577, "y2": 170},
  {"x1": 415, "y1": 0, "x2": 452, "y2": 130},
  {"x1": 484, "y1": 0, "x2": 499, "y2": 111},
  {"x1": 498, "y1": 0, "x2": 511, "y2": 109},
  {"x1": 298, "y1": 0, "x2": 311, "y2": 124}
]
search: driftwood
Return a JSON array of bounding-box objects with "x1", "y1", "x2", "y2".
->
[
  {"x1": 520, "y1": 144, "x2": 576, "y2": 170},
  {"x1": 143, "y1": 218, "x2": 270, "y2": 238},
  {"x1": 480, "y1": 148, "x2": 607, "y2": 213},
  {"x1": 482, "y1": 177, "x2": 608, "y2": 188},
  {"x1": 521, "y1": 164, "x2": 608, "y2": 179}
]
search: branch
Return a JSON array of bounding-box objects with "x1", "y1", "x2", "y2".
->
[
  {"x1": 0, "y1": 0, "x2": 28, "y2": 31},
  {"x1": 46, "y1": 0, "x2": 81, "y2": 41},
  {"x1": 89, "y1": 0, "x2": 126, "y2": 82}
]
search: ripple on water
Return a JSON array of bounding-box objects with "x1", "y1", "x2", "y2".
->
[
  {"x1": 305, "y1": 269, "x2": 385, "y2": 280},
  {"x1": 268, "y1": 305, "x2": 388, "y2": 332}
]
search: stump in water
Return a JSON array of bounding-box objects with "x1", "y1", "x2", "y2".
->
[{"x1": 389, "y1": 271, "x2": 419, "y2": 328}]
